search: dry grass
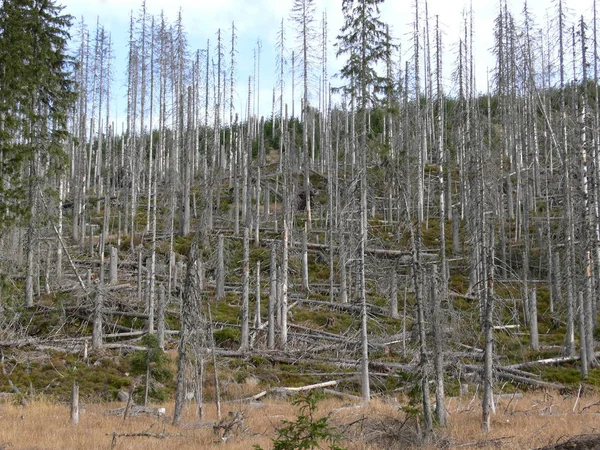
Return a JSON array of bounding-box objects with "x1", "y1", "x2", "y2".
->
[
  {"x1": 438, "y1": 391, "x2": 600, "y2": 450},
  {"x1": 1, "y1": 392, "x2": 600, "y2": 449}
]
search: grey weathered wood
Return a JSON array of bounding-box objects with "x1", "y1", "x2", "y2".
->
[
  {"x1": 254, "y1": 261, "x2": 261, "y2": 328},
  {"x1": 302, "y1": 222, "x2": 309, "y2": 292},
  {"x1": 240, "y1": 227, "x2": 250, "y2": 350},
  {"x1": 70, "y1": 380, "x2": 79, "y2": 424},
  {"x1": 280, "y1": 224, "x2": 289, "y2": 349},
  {"x1": 92, "y1": 288, "x2": 103, "y2": 350},
  {"x1": 109, "y1": 245, "x2": 118, "y2": 285},
  {"x1": 157, "y1": 284, "x2": 166, "y2": 350},
  {"x1": 431, "y1": 264, "x2": 447, "y2": 427},
  {"x1": 216, "y1": 234, "x2": 225, "y2": 300},
  {"x1": 137, "y1": 249, "x2": 143, "y2": 304},
  {"x1": 268, "y1": 243, "x2": 277, "y2": 350},
  {"x1": 390, "y1": 270, "x2": 399, "y2": 319}
]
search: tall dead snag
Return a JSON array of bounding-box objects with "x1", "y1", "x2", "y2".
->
[
  {"x1": 481, "y1": 222, "x2": 495, "y2": 432},
  {"x1": 268, "y1": 242, "x2": 277, "y2": 350},
  {"x1": 279, "y1": 222, "x2": 289, "y2": 349},
  {"x1": 478, "y1": 118, "x2": 496, "y2": 432},
  {"x1": 254, "y1": 261, "x2": 261, "y2": 329},
  {"x1": 407, "y1": 198, "x2": 433, "y2": 438},
  {"x1": 109, "y1": 245, "x2": 118, "y2": 285},
  {"x1": 207, "y1": 305, "x2": 222, "y2": 420},
  {"x1": 241, "y1": 227, "x2": 250, "y2": 350},
  {"x1": 336, "y1": 0, "x2": 394, "y2": 404},
  {"x1": 173, "y1": 225, "x2": 205, "y2": 425},
  {"x1": 390, "y1": 270, "x2": 399, "y2": 319},
  {"x1": 216, "y1": 234, "x2": 225, "y2": 300},
  {"x1": 92, "y1": 285, "x2": 103, "y2": 350},
  {"x1": 71, "y1": 381, "x2": 79, "y2": 425},
  {"x1": 431, "y1": 264, "x2": 447, "y2": 427},
  {"x1": 290, "y1": 0, "x2": 316, "y2": 229},
  {"x1": 302, "y1": 222, "x2": 309, "y2": 292},
  {"x1": 578, "y1": 291, "x2": 589, "y2": 378},
  {"x1": 157, "y1": 284, "x2": 166, "y2": 350}
]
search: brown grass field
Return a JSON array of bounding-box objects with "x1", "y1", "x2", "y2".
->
[{"x1": 1, "y1": 391, "x2": 600, "y2": 450}]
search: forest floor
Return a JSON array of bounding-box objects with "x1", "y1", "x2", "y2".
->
[{"x1": 1, "y1": 392, "x2": 600, "y2": 449}]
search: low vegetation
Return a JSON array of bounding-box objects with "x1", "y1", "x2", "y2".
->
[{"x1": 0, "y1": 392, "x2": 599, "y2": 449}]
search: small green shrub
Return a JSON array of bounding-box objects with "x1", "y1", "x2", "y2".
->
[
  {"x1": 129, "y1": 334, "x2": 172, "y2": 402},
  {"x1": 254, "y1": 391, "x2": 345, "y2": 450},
  {"x1": 213, "y1": 327, "x2": 241, "y2": 348}
]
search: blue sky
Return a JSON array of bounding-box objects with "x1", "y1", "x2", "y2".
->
[{"x1": 60, "y1": 0, "x2": 591, "y2": 125}]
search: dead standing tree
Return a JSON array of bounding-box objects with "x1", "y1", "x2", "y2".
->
[{"x1": 173, "y1": 215, "x2": 209, "y2": 425}]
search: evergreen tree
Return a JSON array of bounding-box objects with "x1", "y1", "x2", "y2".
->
[
  {"x1": 335, "y1": 0, "x2": 393, "y2": 403},
  {"x1": 0, "y1": 0, "x2": 76, "y2": 229},
  {"x1": 0, "y1": 0, "x2": 76, "y2": 307}
]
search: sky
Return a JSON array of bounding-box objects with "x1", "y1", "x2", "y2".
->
[{"x1": 59, "y1": 0, "x2": 592, "y2": 123}]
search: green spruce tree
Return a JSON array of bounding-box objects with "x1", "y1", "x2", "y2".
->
[
  {"x1": 0, "y1": 0, "x2": 76, "y2": 305},
  {"x1": 335, "y1": 0, "x2": 393, "y2": 403}
]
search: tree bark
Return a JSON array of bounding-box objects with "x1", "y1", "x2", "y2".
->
[
  {"x1": 268, "y1": 242, "x2": 277, "y2": 350},
  {"x1": 92, "y1": 288, "x2": 103, "y2": 350},
  {"x1": 70, "y1": 381, "x2": 79, "y2": 425},
  {"x1": 431, "y1": 264, "x2": 447, "y2": 427},
  {"x1": 216, "y1": 234, "x2": 225, "y2": 300},
  {"x1": 157, "y1": 284, "x2": 166, "y2": 350},
  {"x1": 240, "y1": 227, "x2": 250, "y2": 350}
]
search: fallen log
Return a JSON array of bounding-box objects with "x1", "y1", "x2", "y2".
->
[
  {"x1": 323, "y1": 388, "x2": 362, "y2": 401},
  {"x1": 289, "y1": 323, "x2": 356, "y2": 342},
  {"x1": 105, "y1": 405, "x2": 166, "y2": 417},
  {"x1": 496, "y1": 372, "x2": 565, "y2": 390},
  {"x1": 498, "y1": 365, "x2": 542, "y2": 379},
  {"x1": 463, "y1": 364, "x2": 564, "y2": 390},
  {"x1": 507, "y1": 353, "x2": 600, "y2": 370},
  {"x1": 293, "y1": 297, "x2": 388, "y2": 316},
  {"x1": 272, "y1": 380, "x2": 338, "y2": 395},
  {"x1": 103, "y1": 344, "x2": 146, "y2": 351},
  {"x1": 463, "y1": 363, "x2": 541, "y2": 380},
  {"x1": 226, "y1": 391, "x2": 268, "y2": 403}
]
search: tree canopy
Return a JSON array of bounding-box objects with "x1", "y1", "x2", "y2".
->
[
  {"x1": 0, "y1": 0, "x2": 76, "y2": 230},
  {"x1": 335, "y1": 0, "x2": 393, "y2": 109}
]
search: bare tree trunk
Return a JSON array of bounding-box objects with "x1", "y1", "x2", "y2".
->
[
  {"x1": 279, "y1": 223, "x2": 289, "y2": 349},
  {"x1": 302, "y1": 222, "x2": 309, "y2": 292},
  {"x1": 268, "y1": 243, "x2": 277, "y2": 350},
  {"x1": 157, "y1": 284, "x2": 166, "y2": 350},
  {"x1": 70, "y1": 381, "x2": 79, "y2": 425},
  {"x1": 529, "y1": 286, "x2": 539, "y2": 351},
  {"x1": 25, "y1": 190, "x2": 36, "y2": 308},
  {"x1": 482, "y1": 280, "x2": 495, "y2": 432},
  {"x1": 390, "y1": 270, "x2": 399, "y2": 319},
  {"x1": 339, "y1": 225, "x2": 348, "y2": 303},
  {"x1": 207, "y1": 304, "x2": 222, "y2": 420},
  {"x1": 216, "y1": 234, "x2": 225, "y2": 300},
  {"x1": 578, "y1": 290, "x2": 589, "y2": 379},
  {"x1": 407, "y1": 187, "x2": 432, "y2": 435},
  {"x1": 173, "y1": 228, "x2": 203, "y2": 425},
  {"x1": 240, "y1": 227, "x2": 250, "y2": 350},
  {"x1": 254, "y1": 261, "x2": 261, "y2": 328},
  {"x1": 56, "y1": 176, "x2": 64, "y2": 283},
  {"x1": 109, "y1": 245, "x2": 118, "y2": 285},
  {"x1": 431, "y1": 264, "x2": 447, "y2": 426},
  {"x1": 92, "y1": 288, "x2": 103, "y2": 350}
]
